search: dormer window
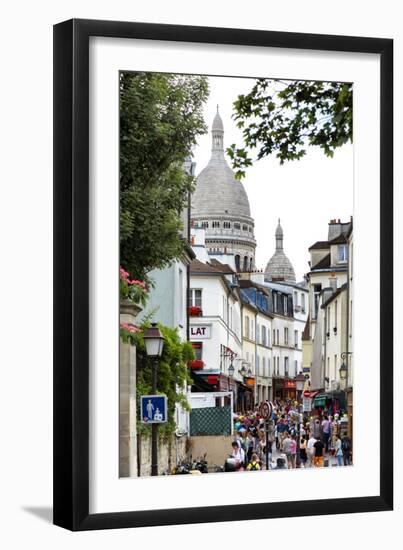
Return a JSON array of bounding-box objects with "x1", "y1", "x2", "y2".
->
[{"x1": 338, "y1": 244, "x2": 348, "y2": 263}]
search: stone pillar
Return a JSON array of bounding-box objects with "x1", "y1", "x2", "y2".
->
[{"x1": 119, "y1": 300, "x2": 142, "y2": 477}]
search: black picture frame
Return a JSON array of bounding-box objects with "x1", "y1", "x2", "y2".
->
[{"x1": 53, "y1": 18, "x2": 393, "y2": 531}]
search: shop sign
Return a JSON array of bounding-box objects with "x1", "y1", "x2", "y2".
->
[{"x1": 190, "y1": 325, "x2": 211, "y2": 339}]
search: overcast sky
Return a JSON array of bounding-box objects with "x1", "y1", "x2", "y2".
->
[{"x1": 192, "y1": 76, "x2": 353, "y2": 282}]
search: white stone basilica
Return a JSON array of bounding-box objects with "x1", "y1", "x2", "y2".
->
[{"x1": 191, "y1": 107, "x2": 256, "y2": 272}]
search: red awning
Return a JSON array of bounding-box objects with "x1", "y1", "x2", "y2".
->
[{"x1": 304, "y1": 390, "x2": 320, "y2": 398}]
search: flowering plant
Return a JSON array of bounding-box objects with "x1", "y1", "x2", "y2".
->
[
  {"x1": 120, "y1": 321, "x2": 141, "y2": 344},
  {"x1": 120, "y1": 266, "x2": 148, "y2": 306}
]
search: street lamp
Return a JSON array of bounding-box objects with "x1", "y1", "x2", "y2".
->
[
  {"x1": 340, "y1": 351, "x2": 352, "y2": 387},
  {"x1": 228, "y1": 361, "x2": 235, "y2": 378},
  {"x1": 143, "y1": 323, "x2": 164, "y2": 476}
]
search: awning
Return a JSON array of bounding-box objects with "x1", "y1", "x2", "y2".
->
[{"x1": 313, "y1": 394, "x2": 328, "y2": 407}]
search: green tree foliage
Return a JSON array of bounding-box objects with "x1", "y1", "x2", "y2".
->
[
  {"x1": 120, "y1": 72, "x2": 209, "y2": 280},
  {"x1": 133, "y1": 324, "x2": 195, "y2": 437},
  {"x1": 227, "y1": 79, "x2": 352, "y2": 178}
]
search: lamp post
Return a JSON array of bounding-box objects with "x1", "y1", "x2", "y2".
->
[
  {"x1": 340, "y1": 352, "x2": 352, "y2": 387},
  {"x1": 143, "y1": 323, "x2": 164, "y2": 477}
]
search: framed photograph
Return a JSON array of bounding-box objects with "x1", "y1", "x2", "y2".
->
[{"x1": 53, "y1": 19, "x2": 393, "y2": 530}]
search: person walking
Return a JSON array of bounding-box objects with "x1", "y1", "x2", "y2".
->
[
  {"x1": 290, "y1": 434, "x2": 297, "y2": 469},
  {"x1": 321, "y1": 415, "x2": 332, "y2": 453},
  {"x1": 342, "y1": 434, "x2": 352, "y2": 465},
  {"x1": 307, "y1": 434, "x2": 316, "y2": 467},
  {"x1": 313, "y1": 437, "x2": 325, "y2": 467},
  {"x1": 335, "y1": 434, "x2": 343, "y2": 466},
  {"x1": 299, "y1": 436, "x2": 308, "y2": 467},
  {"x1": 282, "y1": 433, "x2": 293, "y2": 469}
]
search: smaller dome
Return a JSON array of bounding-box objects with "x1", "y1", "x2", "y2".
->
[
  {"x1": 265, "y1": 252, "x2": 296, "y2": 283},
  {"x1": 264, "y1": 219, "x2": 296, "y2": 282}
]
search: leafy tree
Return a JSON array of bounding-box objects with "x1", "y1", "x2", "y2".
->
[
  {"x1": 227, "y1": 79, "x2": 352, "y2": 178},
  {"x1": 120, "y1": 72, "x2": 209, "y2": 280}
]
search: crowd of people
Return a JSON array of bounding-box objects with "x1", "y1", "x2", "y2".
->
[{"x1": 228, "y1": 399, "x2": 352, "y2": 472}]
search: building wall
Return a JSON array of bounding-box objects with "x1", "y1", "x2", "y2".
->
[
  {"x1": 137, "y1": 258, "x2": 188, "y2": 341},
  {"x1": 138, "y1": 434, "x2": 187, "y2": 477},
  {"x1": 323, "y1": 288, "x2": 348, "y2": 388},
  {"x1": 189, "y1": 274, "x2": 243, "y2": 380}
]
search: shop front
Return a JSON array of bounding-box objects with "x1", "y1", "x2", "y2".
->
[
  {"x1": 312, "y1": 390, "x2": 347, "y2": 416},
  {"x1": 272, "y1": 377, "x2": 296, "y2": 400}
]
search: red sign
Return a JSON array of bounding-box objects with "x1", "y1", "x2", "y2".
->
[{"x1": 304, "y1": 390, "x2": 311, "y2": 397}]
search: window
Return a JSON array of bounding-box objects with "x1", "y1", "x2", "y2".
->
[
  {"x1": 338, "y1": 244, "x2": 348, "y2": 263},
  {"x1": 272, "y1": 329, "x2": 276, "y2": 345},
  {"x1": 294, "y1": 360, "x2": 298, "y2": 376},
  {"x1": 283, "y1": 296, "x2": 288, "y2": 314},
  {"x1": 273, "y1": 293, "x2": 278, "y2": 313},
  {"x1": 234, "y1": 222, "x2": 241, "y2": 230},
  {"x1": 313, "y1": 284, "x2": 322, "y2": 318},
  {"x1": 201, "y1": 221, "x2": 208, "y2": 228},
  {"x1": 248, "y1": 226, "x2": 253, "y2": 233},
  {"x1": 284, "y1": 357, "x2": 289, "y2": 377},
  {"x1": 250, "y1": 318, "x2": 254, "y2": 340},
  {"x1": 294, "y1": 329, "x2": 298, "y2": 348},
  {"x1": 334, "y1": 354, "x2": 337, "y2": 381},
  {"x1": 243, "y1": 256, "x2": 248, "y2": 271},
  {"x1": 262, "y1": 326, "x2": 266, "y2": 346},
  {"x1": 268, "y1": 358, "x2": 271, "y2": 377},
  {"x1": 277, "y1": 329, "x2": 280, "y2": 345},
  {"x1": 284, "y1": 327, "x2": 289, "y2": 345},
  {"x1": 245, "y1": 315, "x2": 250, "y2": 339},
  {"x1": 301, "y1": 293, "x2": 306, "y2": 313},
  {"x1": 212, "y1": 221, "x2": 220, "y2": 228},
  {"x1": 294, "y1": 291, "x2": 298, "y2": 306},
  {"x1": 192, "y1": 342, "x2": 203, "y2": 361},
  {"x1": 334, "y1": 300, "x2": 338, "y2": 330},
  {"x1": 256, "y1": 355, "x2": 260, "y2": 376},
  {"x1": 223, "y1": 221, "x2": 231, "y2": 229},
  {"x1": 242, "y1": 224, "x2": 248, "y2": 231},
  {"x1": 262, "y1": 357, "x2": 266, "y2": 377},
  {"x1": 235, "y1": 255, "x2": 240, "y2": 271},
  {"x1": 189, "y1": 289, "x2": 202, "y2": 308}
]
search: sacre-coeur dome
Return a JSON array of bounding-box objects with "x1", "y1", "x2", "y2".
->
[
  {"x1": 264, "y1": 219, "x2": 296, "y2": 282},
  {"x1": 191, "y1": 107, "x2": 251, "y2": 220}
]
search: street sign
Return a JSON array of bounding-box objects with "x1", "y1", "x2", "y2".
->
[
  {"x1": 303, "y1": 396, "x2": 312, "y2": 412},
  {"x1": 260, "y1": 401, "x2": 273, "y2": 420},
  {"x1": 141, "y1": 394, "x2": 168, "y2": 424}
]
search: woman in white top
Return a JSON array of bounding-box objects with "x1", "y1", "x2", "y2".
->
[{"x1": 231, "y1": 441, "x2": 245, "y2": 468}]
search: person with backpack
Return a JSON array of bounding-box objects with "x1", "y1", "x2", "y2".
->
[
  {"x1": 246, "y1": 453, "x2": 261, "y2": 471},
  {"x1": 341, "y1": 435, "x2": 352, "y2": 465}
]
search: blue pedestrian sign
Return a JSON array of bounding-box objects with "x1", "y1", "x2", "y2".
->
[{"x1": 140, "y1": 395, "x2": 168, "y2": 424}]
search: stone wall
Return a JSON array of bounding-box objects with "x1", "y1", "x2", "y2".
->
[
  {"x1": 138, "y1": 434, "x2": 188, "y2": 477},
  {"x1": 188, "y1": 435, "x2": 234, "y2": 469}
]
